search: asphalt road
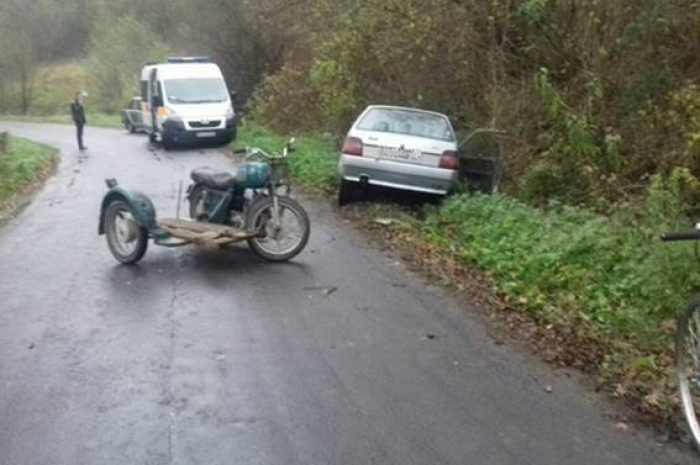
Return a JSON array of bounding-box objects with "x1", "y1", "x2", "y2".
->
[{"x1": 0, "y1": 122, "x2": 694, "y2": 465}]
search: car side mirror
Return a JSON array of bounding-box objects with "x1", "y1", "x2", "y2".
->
[
  {"x1": 287, "y1": 137, "x2": 296, "y2": 153},
  {"x1": 230, "y1": 90, "x2": 237, "y2": 100},
  {"x1": 153, "y1": 95, "x2": 163, "y2": 107}
]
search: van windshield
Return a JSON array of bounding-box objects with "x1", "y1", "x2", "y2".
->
[{"x1": 164, "y1": 78, "x2": 228, "y2": 104}]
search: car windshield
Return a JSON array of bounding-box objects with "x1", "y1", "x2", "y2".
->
[
  {"x1": 164, "y1": 78, "x2": 228, "y2": 104},
  {"x1": 356, "y1": 108, "x2": 455, "y2": 141}
]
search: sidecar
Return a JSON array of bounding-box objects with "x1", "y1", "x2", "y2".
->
[{"x1": 97, "y1": 178, "x2": 265, "y2": 264}]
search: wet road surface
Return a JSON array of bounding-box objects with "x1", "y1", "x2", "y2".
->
[{"x1": 0, "y1": 122, "x2": 695, "y2": 464}]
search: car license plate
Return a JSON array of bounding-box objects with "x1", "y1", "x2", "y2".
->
[
  {"x1": 379, "y1": 146, "x2": 422, "y2": 161},
  {"x1": 196, "y1": 131, "x2": 216, "y2": 138}
]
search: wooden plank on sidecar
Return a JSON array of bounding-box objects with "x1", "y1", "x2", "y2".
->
[{"x1": 157, "y1": 219, "x2": 254, "y2": 244}]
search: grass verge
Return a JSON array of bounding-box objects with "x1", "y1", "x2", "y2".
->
[
  {"x1": 0, "y1": 136, "x2": 58, "y2": 223},
  {"x1": 0, "y1": 113, "x2": 123, "y2": 129},
  {"x1": 235, "y1": 123, "x2": 690, "y2": 434},
  {"x1": 233, "y1": 122, "x2": 339, "y2": 192}
]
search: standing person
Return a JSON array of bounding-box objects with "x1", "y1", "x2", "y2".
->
[{"x1": 70, "y1": 92, "x2": 87, "y2": 150}]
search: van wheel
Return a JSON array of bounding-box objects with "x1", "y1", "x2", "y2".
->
[{"x1": 162, "y1": 136, "x2": 175, "y2": 151}]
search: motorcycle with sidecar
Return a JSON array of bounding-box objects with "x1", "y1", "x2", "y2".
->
[{"x1": 98, "y1": 139, "x2": 310, "y2": 264}]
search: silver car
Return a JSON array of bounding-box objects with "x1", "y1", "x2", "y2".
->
[
  {"x1": 121, "y1": 97, "x2": 145, "y2": 133},
  {"x1": 337, "y1": 105, "x2": 459, "y2": 205}
]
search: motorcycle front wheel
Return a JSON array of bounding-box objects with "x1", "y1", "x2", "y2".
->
[{"x1": 246, "y1": 196, "x2": 310, "y2": 262}]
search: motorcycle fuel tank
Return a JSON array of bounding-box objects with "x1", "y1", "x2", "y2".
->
[{"x1": 237, "y1": 162, "x2": 269, "y2": 189}]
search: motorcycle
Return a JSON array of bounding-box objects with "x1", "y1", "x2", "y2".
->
[{"x1": 98, "y1": 138, "x2": 310, "y2": 264}]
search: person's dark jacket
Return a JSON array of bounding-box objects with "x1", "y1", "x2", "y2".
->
[{"x1": 70, "y1": 101, "x2": 86, "y2": 125}]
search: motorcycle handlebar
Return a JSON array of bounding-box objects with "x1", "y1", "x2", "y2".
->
[{"x1": 661, "y1": 230, "x2": 700, "y2": 242}]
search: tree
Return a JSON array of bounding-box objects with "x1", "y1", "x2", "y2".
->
[{"x1": 88, "y1": 16, "x2": 169, "y2": 112}]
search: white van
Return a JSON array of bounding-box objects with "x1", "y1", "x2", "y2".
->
[{"x1": 140, "y1": 57, "x2": 236, "y2": 149}]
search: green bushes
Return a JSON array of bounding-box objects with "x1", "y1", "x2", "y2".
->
[
  {"x1": 421, "y1": 187, "x2": 700, "y2": 350},
  {"x1": 247, "y1": 0, "x2": 700, "y2": 213},
  {"x1": 88, "y1": 16, "x2": 168, "y2": 113},
  {"x1": 251, "y1": 67, "x2": 324, "y2": 134}
]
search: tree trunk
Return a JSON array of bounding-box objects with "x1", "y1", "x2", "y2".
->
[{"x1": 19, "y1": 64, "x2": 33, "y2": 115}]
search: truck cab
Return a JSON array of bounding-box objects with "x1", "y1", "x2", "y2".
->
[{"x1": 141, "y1": 57, "x2": 236, "y2": 149}]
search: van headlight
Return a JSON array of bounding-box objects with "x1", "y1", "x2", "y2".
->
[
  {"x1": 225, "y1": 106, "x2": 235, "y2": 119},
  {"x1": 163, "y1": 108, "x2": 184, "y2": 130}
]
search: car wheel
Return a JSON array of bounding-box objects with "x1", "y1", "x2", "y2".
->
[{"x1": 338, "y1": 179, "x2": 359, "y2": 206}]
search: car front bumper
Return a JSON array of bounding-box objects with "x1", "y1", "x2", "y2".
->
[{"x1": 163, "y1": 119, "x2": 236, "y2": 144}]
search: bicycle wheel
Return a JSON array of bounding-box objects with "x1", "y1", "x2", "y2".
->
[{"x1": 676, "y1": 293, "x2": 700, "y2": 449}]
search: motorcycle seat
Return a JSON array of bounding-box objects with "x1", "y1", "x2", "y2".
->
[{"x1": 190, "y1": 167, "x2": 238, "y2": 190}]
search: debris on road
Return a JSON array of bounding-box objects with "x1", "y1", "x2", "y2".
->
[
  {"x1": 615, "y1": 422, "x2": 629, "y2": 432},
  {"x1": 304, "y1": 285, "x2": 338, "y2": 296},
  {"x1": 373, "y1": 218, "x2": 394, "y2": 227}
]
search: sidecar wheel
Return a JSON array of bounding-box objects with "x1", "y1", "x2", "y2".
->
[
  {"x1": 246, "y1": 197, "x2": 310, "y2": 262},
  {"x1": 105, "y1": 200, "x2": 148, "y2": 264}
]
